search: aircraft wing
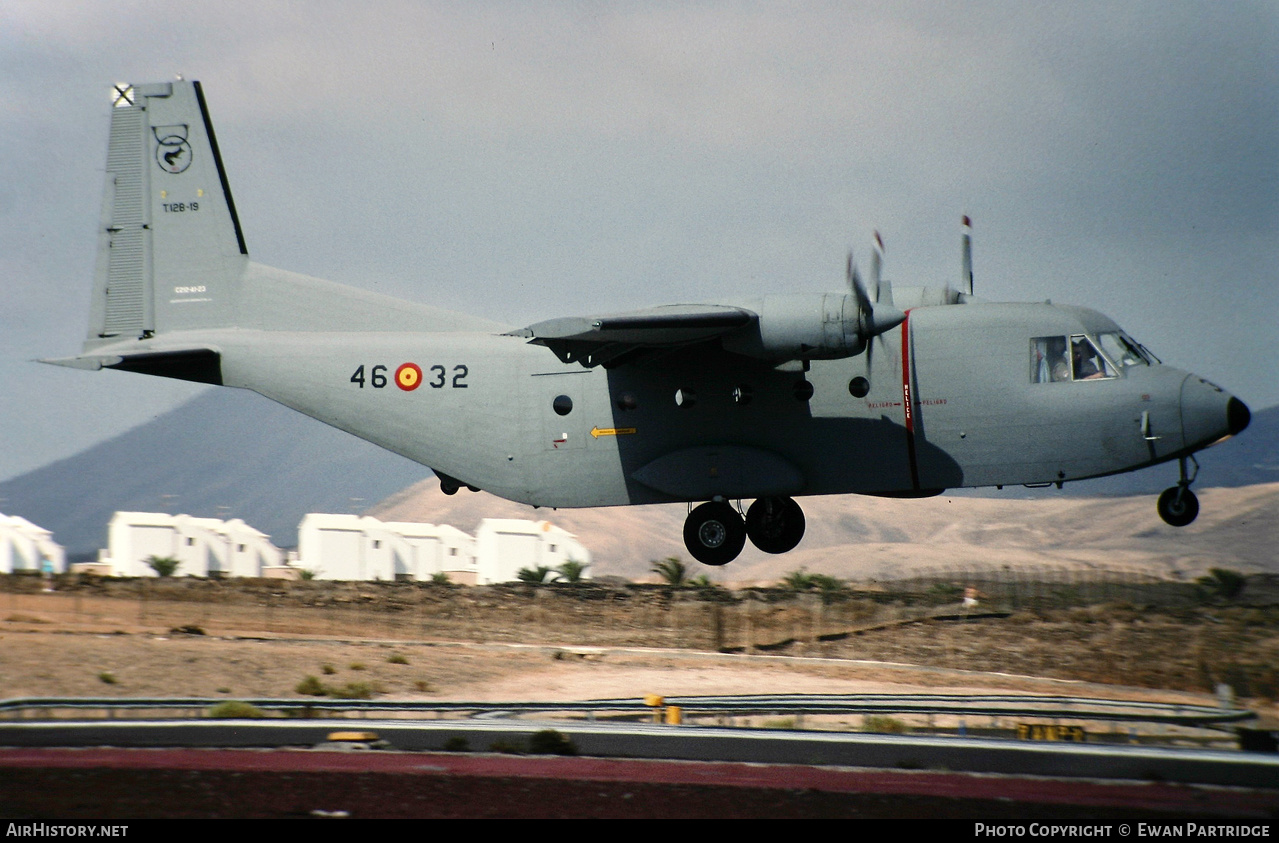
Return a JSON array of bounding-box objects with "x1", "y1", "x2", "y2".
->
[
  {"x1": 516, "y1": 290, "x2": 906, "y2": 368},
  {"x1": 516, "y1": 304, "x2": 755, "y2": 367}
]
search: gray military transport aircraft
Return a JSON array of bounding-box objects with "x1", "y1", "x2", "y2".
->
[{"x1": 46, "y1": 80, "x2": 1251, "y2": 566}]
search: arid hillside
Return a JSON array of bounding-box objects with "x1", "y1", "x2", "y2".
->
[{"x1": 370, "y1": 481, "x2": 1279, "y2": 584}]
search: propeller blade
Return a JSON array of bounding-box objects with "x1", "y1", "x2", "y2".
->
[
  {"x1": 871, "y1": 230, "x2": 884, "y2": 303},
  {"x1": 961, "y1": 215, "x2": 974, "y2": 296}
]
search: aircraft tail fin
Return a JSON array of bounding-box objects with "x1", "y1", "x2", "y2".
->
[{"x1": 84, "y1": 80, "x2": 248, "y2": 349}]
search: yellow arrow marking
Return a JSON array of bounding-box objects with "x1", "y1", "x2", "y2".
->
[{"x1": 590, "y1": 426, "x2": 637, "y2": 439}]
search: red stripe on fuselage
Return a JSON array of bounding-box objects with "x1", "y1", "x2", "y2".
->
[{"x1": 900, "y1": 310, "x2": 920, "y2": 489}]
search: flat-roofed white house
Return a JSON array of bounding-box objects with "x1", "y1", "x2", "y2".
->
[
  {"x1": 98, "y1": 512, "x2": 283, "y2": 577},
  {"x1": 296, "y1": 514, "x2": 478, "y2": 582},
  {"x1": 381, "y1": 520, "x2": 478, "y2": 584},
  {"x1": 0, "y1": 514, "x2": 65, "y2": 574},
  {"x1": 474, "y1": 519, "x2": 591, "y2": 585},
  {"x1": 296, "y1": 515, "x2": 587, "y2": 584}
]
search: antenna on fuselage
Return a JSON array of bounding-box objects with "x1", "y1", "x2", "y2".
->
[{"x1": 960, "y1": 215, "x2": 974, "y2": 296}]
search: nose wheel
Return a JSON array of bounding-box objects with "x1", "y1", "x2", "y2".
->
[
  {"x1": 1157, "y1": 455, "x2": 1200, "y2": 527},
  {"x1": 683, "y1": 502, "x2": 746, "y2": 566}
]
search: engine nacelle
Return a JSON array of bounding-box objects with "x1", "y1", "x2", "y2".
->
[{"x1": 723, "y1": 294, "x2": 868, "y2": 361}]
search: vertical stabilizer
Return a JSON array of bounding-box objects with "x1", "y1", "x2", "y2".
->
[{"x1": 85, "y1": 80, "x2": 247, "y2": 348}]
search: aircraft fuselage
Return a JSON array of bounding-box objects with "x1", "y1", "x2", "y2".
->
[{"x1": 198, "y1": 298, "x2": 1239, "y2": 510}]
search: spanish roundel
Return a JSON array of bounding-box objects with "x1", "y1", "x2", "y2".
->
[{"x1": 395, "y1": 362, "x2": 422, "y2": 391}]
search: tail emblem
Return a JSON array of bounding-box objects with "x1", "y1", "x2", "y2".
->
[{"x1": 153, "y1": 125, "x2": 192, "y2": 174}]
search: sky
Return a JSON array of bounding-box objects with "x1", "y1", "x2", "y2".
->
[{"x1": 1, "y1": 1, "x2": 1276, "y2": 482}]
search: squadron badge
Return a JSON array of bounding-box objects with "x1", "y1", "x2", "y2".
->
[{"x1": 153, "y1": 125, "x2": 192, "y2": 174}]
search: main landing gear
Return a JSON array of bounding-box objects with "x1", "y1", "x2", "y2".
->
[
  {"x1": 1157, "y1": 455, "x2": 1200, "y2": 527},
  {"x1": 435, "y1": 470, "x2": 479, "y2": 496},
  {"x1": 683, "y1": 496, "x2": 806, "y2": 566}
]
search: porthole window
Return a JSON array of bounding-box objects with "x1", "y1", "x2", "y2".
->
[
  {"x1": 552, "y1": 394, "x2": 573, "y2": 416},
  {"x1": 675, "y1": 388, "x2": 697, "y2": 408},
  {"x1": 732, "y1": 384, "x2": 753, "y2": 405},
  {"x1": 793, "y1": 379, "x2": 814, "y2": 402},
  {"x1": 848, "y1": 377, "x2": 870, "y2": 398}
]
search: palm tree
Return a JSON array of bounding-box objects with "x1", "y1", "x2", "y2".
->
[
  {"x1": 517, "y1": 565, "x2": 554, "y2": 583},
  {"x1": 557, "y1": 559, "x2": 588, "y2": 583},
  {"x1": 651, "y1": 556, "x2": 687, "y2": 586}
]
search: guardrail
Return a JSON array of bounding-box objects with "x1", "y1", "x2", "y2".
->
[{"x1": 0, "y1": 693, "x2": 1254, "y2": 729}]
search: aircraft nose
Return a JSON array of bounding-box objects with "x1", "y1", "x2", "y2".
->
[
  {"x1": 1227, "y1": 396, "x2": 1251, "y2": 436},
  {"x1": 1180, "y1": 375, "x2": 1248, "y2": 450}
]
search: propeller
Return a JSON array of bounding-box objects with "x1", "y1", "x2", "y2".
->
[
  {"x1": 846, "y1": 235, "x2": 904, "y2": 340},
  {"x1": 846, "y1": 232, "x2": 905, "y2": 389}
]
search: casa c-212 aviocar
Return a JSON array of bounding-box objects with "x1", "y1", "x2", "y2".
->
[{"x1": 46, "y1": 80, "x2": 1252, "y2": 567}]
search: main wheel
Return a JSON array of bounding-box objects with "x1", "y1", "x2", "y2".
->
[
  {"x1": 1157, "y1": 486, "x2": 1199, "y2": 527},
  {"x1": 683, "y1": 502, "x2": 747, "y2": 566},
  {"x1": 745, "y1": 496, "x2": 806, "y2": 554}
]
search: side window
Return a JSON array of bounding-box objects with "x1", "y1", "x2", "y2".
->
[
  {"x1": 1070, "y1": 335, "x2": 1116, "y2": 380},
  {"x1": 1031, "y1": 337, "x2": 1070, "y2": 383}
]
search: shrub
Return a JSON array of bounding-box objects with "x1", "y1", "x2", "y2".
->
[
  {"x1": 145, "y1": 555, "x2": 180, "y2": 577},
  {"x1": 329, "y1": 681, "x2": 378, "y2": 700},
  {"x1": 97, "y1": 671, "x2": 117, "y2": 685},
  {"x1": 1197, "y1": 568, "x2": 1246, "y2": 600},
  {"x1": 442, "y1": 737, "x2": 470, "y2": 752},
  {"x1": 387, "y1": 653, "x2": 409, "y2": 665},
  {"x1": 295, "y1": 675, "x2": 327, "y2": 696},
  {"x1": 321, "y1": 663, "x2": 337, "y2": 675},
  {"x1": 863, "y1": 715, "x2": 909, "y2": 734},
  {"x1": 529, "y1": 729, "x2": 577, "y2": 755},
  {"x1": 208, "y1": 701, "x2": 265, "y2": 719}
]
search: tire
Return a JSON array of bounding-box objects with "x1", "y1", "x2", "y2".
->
[
  {"x1": 745, "y1": 497, "x2": 806, "y2": 554},
  {"x1": 683, "y1": 502, "x2": 747, "y2": 566},
  {"x1": 1157, "y1": 486, "x2": 1199, "y2": 527}
]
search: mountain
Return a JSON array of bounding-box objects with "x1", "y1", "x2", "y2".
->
[
  {"x1": 0, "y1": 389, "x2": 430, "y2": 557},
  {"x1": 4, "y1": 390, "x2": 1274, "y2": 563}
]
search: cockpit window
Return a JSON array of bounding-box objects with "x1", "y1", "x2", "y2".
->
[
  {"x1": 1097, "y1": 331, "x2": 1153, "y2": 368},
  {"x1": 1070, "y1": 335, "x2": 1115, "y2": 380},
  {"x1": 1031, "y1": 335, "x2": 1117, "y2": 383}
]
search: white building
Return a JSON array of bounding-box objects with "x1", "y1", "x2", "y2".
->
[
  {"x1": 295, "y1": 514, "x2": 589, "y2": 584},
  {"x1": 474, "y1": 519, "x2": 591, "y2": 585},
  {"x1": 97, "y1": 512, "x2": 282, "y2": 577},
  {"x1": 296, "y1": 514, "x2": 478, "y2": 582},
  {"x1": 0, "y1": 514, "x2": 65, "y2": 574}
]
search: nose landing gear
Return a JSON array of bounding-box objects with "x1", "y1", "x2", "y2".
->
[
  {"x1": 683, "y1": 496, "x2": 808, "y2": 565},
  {"x1": 1157, "y1": 456, "x2": 1200, "y2": 527}
]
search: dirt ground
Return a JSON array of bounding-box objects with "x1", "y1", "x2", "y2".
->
[
  {"x1": 5, "y1": 582, "x2": 1279, "y2": 819},
  {"x1": 1, "y1": 582, "x2": 1275, "y2": 719}
]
